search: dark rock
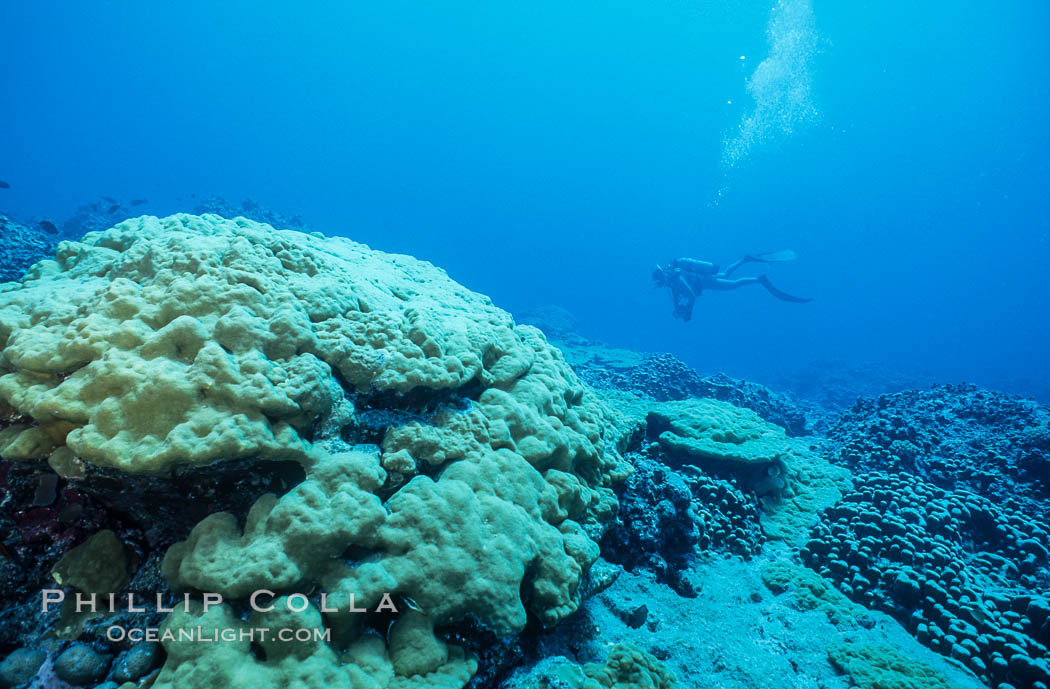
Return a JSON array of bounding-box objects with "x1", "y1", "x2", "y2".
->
[
  {"x1": 0, "y1": 454, "x2": 303, "y2": 651},
  {"x1": 54, "y1": 644, "x2": 111, "y2": 686},
  {"x1": 891, "y1": 572, "x2": 921, "y2": 605},
  {"x1": 1027, "y1": 599, "x2": 1050, "y2": 628},
  {"x1": 1008, "y1": 653, "x2": 1049, "y2": 686},
  {"x1": 625, "y1": 605, "x2": 648, "y2": 629},
  {"x1": 112, "y1": 642, "x2": 162, "y2": 683},
  {"x1": 0, "y1": 647, "x2": 46, "y2": 687}
]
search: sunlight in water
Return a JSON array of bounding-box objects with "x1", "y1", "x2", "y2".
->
[{"x1": 722, "y1": 0, "x2": 819, "y2": 167}]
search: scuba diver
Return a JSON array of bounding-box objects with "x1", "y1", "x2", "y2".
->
[{"x1": 652, "y1": 249, "x2": 812, "y2": 321}]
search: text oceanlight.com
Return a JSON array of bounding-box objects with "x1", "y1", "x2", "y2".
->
[{"x1": 105, "y1": 625, "x2": 332, "y2": 644}]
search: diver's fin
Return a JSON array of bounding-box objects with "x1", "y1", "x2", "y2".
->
[
  {"x1": 746, "y1": 249, "x2": 798, "y2": 263},
  {"x1": 758, "y1": 275, "x2": 812, "y2": 303}
]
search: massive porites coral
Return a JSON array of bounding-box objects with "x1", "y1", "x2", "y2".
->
[{"x1": 0, "y1": 214, "x2": 628, "y2": 688}]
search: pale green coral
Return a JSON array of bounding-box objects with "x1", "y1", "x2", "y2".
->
[
  {"x1": 162, "y1": 450, "x2": 388, "y2": 598},
  {"x1": 762, "y1": 560, "x2": 861, "y2": 624},
  {"x1": 582, "y1": 643, "x2": 678, "y2": 689},
  {"x1": 504, "y1": 644, "x2": 678, "y2": 689},
  {"x1": 150, "y1": 599, "x2": 476, "y2": 689},
  {"x1": 647, "y1": 399, "x2": 792, "y2": 470},
  {"x1": 0, "y1": 215, "x2": 630, "y2": 689},
  {"x1": 647, "y1": 399, "x2": 849, "y2": 538},
  {"x1": 0, "y1": 213, "x2": 561, "y2": 473},
  {"x1": 761, "y1": 447, "x2": 852, "y2": 542},
  {"x1": 827, "y1": 642, "x2": 962, "y2": 689},
  {"x1": 321, "y1": 448, "x2": 603, "y2": 635},
  {"x1": 162, "y1": 447, "x2": 603, "y2": 636}
]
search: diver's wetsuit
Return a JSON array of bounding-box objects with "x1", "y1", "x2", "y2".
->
[{"x1": 660, "y1": 255, "x2": 811, "y2": 321}]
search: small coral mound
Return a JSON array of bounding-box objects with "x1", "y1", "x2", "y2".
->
[
  {"x1": 647, "y1": 399, "x2": 794, "y2": 476},
  {"x1": 761, "y1": 560, "x2": 860, "y2": 624},
  {"x1": 827, "y1": 642, "x2": 960, "y2": 689},
  {"x1": 498, "y1": 644, "x2": 678, "y2": 689},
  {"x1": 582, "y1": 643, "x2": 678, "y2": 689},
  {"x1": 646, "y1": 400, "x2": 849, "y2": 540}
]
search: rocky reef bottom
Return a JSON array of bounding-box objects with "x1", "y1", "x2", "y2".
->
[{"x1": 489, "y1": 311, "x2": 1049, "y2": 689}]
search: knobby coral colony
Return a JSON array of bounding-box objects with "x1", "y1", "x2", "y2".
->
[
  {"x1": 0, "y1": 214, "x2": 1046, "y2": 689},
  {"x1": 0, "y1": 214, "x2": 626, "y2": 688}
]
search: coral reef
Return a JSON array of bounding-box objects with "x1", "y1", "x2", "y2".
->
[
  {"x1": 517, "y1": 306, "x2": 808, "y2": 435},
  {"x1": 60, "y1": 200, "x2": 140, "y2": 240},
  {"x1": 644, "y1": 400, "x2": 849, "y2": 540},
  {"x1": 825, "y1": 384, "x2": 1050, "y2": 513},
  {"x1": 826, "y1": 642, "x2": 961, "y2": 689},
  {"x1": 0, "y1": 214, "x2": 627, "y2": 688},
  {"x1": 5, "y1": 220, "x2": 1047, "y2": 689},
  {"x1": 600, "y1": 399, "x2": 846, "y2": 595},
  {"x1": 772, "y1": 359, "x2": 937, "y2": 411},
  {"x1": 802, "y1": 471, "x2": 1050, "y2": 689},
  {"x1": 601, "y1": 453, "x2": 762, "y2": 595},
  {"x1": 498, "y1": 643, "x2": 677, "y2": 689},
  {"x1": 191, "y1": 196, "x2": 310, "y2": 230},
  {"x1": 0, "y1": 214, "x2": 55, "y2": 284},
  {"x1": 814, "y1": 385, "x2": 1050, "y2": 689}
]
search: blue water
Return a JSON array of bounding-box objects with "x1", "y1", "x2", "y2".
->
[{"x1": 2, "y1": 1, "x2": 1048, "y2": 395}]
